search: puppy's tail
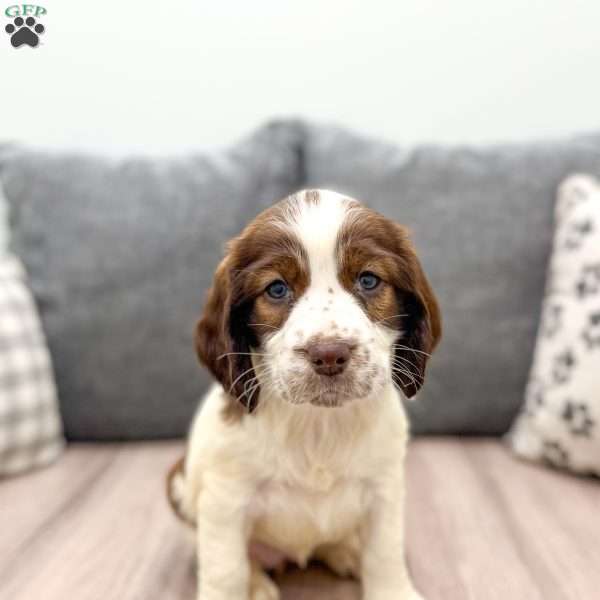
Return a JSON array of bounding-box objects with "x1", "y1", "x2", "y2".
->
[{"x1": 166, "y1": 456, "x2": 196, "y2": 527}]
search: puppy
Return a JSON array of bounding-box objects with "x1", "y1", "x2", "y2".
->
[{"x1": 168, "y1": 189, "x2": 441, "y2": 600}]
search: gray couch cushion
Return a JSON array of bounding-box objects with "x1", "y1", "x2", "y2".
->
[
  {"x1": 0, "y1": 122, "x2": 303, "y2": 440},
  {"x1": 0, "y1": 181, "x2": 8, "y2": 254},
  {"x1": 302, "y1": 123, "x2": 600, "y2": 434}
]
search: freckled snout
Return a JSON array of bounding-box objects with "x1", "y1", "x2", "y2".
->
[{"x1": 306, "y1": 339, "x2": 352, "y2": 376}]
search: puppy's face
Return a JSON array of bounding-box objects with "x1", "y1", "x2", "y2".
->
[{"x1": 196, "y1": 190, "x2": 441, "y2": 412}]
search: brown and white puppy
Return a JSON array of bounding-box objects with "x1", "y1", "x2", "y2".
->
[{"x1": 168, "y1": 190, "x2": 441, "y2": 600}]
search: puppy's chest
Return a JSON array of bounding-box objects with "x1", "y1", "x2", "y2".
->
[{"x1": 248, "y1": 465, "x2": 371, "y2": 564}]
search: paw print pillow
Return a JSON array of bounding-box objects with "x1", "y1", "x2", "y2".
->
[{"x1": 508, "y1": 174, "x2": 600, "y2": 476}]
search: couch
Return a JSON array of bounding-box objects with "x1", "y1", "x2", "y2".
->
[{"x1": 1, "y1": 120, "x2": 599, "y2": 599}]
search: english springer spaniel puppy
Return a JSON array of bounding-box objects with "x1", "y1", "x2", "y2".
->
[{"x1": 168, "y1": 189, "x2": 441, "y2": 600}]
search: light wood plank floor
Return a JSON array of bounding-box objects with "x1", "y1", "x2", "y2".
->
[{"x1": 1, "y1": 438, "x2": 599, "y2": 599}]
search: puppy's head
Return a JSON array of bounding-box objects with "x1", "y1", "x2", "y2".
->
[{"x1": 195, "y1": 190, "x2": 441, "y2": 412}]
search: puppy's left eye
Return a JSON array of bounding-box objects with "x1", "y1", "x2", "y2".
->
[
  {"x1": 358, "y1": 271, "x2": 381, "y2": 291},
  {"x1": 266, "y1": 280, "x2": 290, "y2": 300}
]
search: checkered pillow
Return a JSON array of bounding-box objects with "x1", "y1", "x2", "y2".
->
[
  {"x1": 508, "y1": 174, "x2": 600, "y2": 476},
  {"x1": 0, "y1": 254, "x2": 64, "y2": 477}
]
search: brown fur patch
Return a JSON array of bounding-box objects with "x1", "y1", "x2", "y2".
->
[
  {"x1": 247, "y1": 256, "x2": 310, "y2": 338},
  {"x1": 195, "y1": 196, "x2": 309, "y2": 422},
  {"x1": 337, "y1": 205, "x2": 441, "y2": 397}
]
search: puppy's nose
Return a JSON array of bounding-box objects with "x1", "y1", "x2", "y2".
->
[{"x1": 307, "y1": 340, "x2": 351, "y2": 376}]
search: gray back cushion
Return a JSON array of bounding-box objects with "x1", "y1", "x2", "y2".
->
[
  {"x1": 0, "y1": 181, "x2": 8, "y2": 254},
  {"x1": 302, "y1": 123, "x2": 600, "y2": 434},
  {"x1": 4, "y1": 118, "x2": 600, "y2": 439},
  {"x1": 0, "y1": 122, "x2": 303, "y2": 440}
]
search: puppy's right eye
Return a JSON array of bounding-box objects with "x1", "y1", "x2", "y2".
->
[
  {"x1": 266, "y1": 280, "x2": 289, "y2": 300},
  {"x1": 358, "y1": 271, "x2": 381, "y2": 292}
]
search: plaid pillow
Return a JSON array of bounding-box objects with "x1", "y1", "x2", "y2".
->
[{"x1": 0, "y1": 254, "x2": 64, "y2": 477}]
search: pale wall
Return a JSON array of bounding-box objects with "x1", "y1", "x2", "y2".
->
[{"x1": 2, "y1": 1, "x2": 599, "y2": 153}]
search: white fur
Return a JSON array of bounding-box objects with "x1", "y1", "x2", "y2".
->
[
  {"x1": 178, "y1": 191, "x2": 424, "y2": 600},
  {"x1": 262, "y1": 191, "x2": 396, "y2": 408}
]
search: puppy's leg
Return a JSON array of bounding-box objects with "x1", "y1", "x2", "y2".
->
[
  {"x1": 249, "y1": 561, "x2": 280, "y2": 600},
  {"x1": 360, "y1": 475, "x2": 424, "y2": 600},
  {"x1": 314, "y1": 531, "x2": 361, "y2": 579},
  {"x1": 196, "y1": 479, "x2": 255, "y2": 600}
]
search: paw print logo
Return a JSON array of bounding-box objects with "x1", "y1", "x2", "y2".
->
[
  {"x1": 551, "y1": 349, "x2": 576, "y2": 385},
  {"x1": 562, "y1": 400, "x2": 595, "y2": 437},
  {"x1": 582, "y1": 311, "x2": 600, "y2": 349},
  {"x1": 576, "y1": 263, "x2": 600, "y2": 298},
  {"x1": 5, "y1": 16, "x2": 44, "y2": 48}
]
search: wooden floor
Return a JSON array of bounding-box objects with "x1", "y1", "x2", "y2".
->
[{"x1": 1, "y1": 438, "x2": 599, "y2": 600}]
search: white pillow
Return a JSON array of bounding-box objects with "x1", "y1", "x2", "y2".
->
[
  {"x1": 0, "y1": 254, "x2": 64, "y2": 477},
  {"x1": 508, "y1": 174, "x2": 600, "y2": 476}
]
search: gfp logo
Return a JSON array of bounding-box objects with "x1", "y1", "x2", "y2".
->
[{"x1": 4, "y1": 4, "x2": 46, "y2": 47}]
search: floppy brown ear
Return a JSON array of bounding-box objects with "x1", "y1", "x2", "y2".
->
[
  {"x1": 195, "y1": 257, "x2": 260, "y2": 411},
  {"x1": 392, "y1": 243, "x2": 442, "y2": 398}
]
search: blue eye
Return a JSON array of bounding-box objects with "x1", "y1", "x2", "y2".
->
[
  {"x1": 266, "y1": 280, "x2": 289, "y2": 300},
  {"x1": 358, "y1": 272, "x2": 381, "y2": 291}
]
